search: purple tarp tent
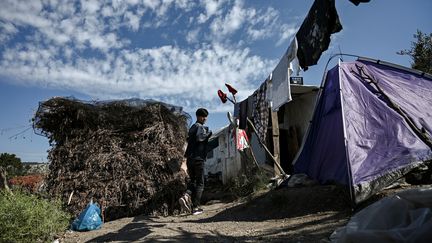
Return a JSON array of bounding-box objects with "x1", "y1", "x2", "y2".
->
[{"x1": 294, "y1": 57, "x2": 432, "y2": 203}]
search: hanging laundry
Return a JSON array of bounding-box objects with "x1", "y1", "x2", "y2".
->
[
  {"x1": 236, "y1": 129, "x2": 249, "y2": 151},
  {"x1": 349, "y1": 0, "x2": 371, "y2": 6},
  {"x1": 233, "y1": 102, "x2": 240, "y2": 118},
  {"x1": 265, "y1": 75, "x2": 273, "y2": 106},
  {"x1": 252, "y1": 81, "x2": 269, "y2": 143},
  {"x1": 290, "y1": 56, "x2": 301, "y2": 77},
  {"x1": 247, "y1": 95, "x2": 254, "y2": 118},
  {"x1": 238, "y1": 98, "x2": 249, "y2": 129},
  {"x1": 296, "y1": 0, "x2": 342, "y2": 70},
  {"x1": 271, "y1": 38, "x2": 297, "y2": 111}
]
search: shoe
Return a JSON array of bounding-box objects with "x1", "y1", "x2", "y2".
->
[
  {"x1": 179, "y1": 195, "x2": 191, "y2": 213},
  {"x1": 192, "y1": 207, "x2": 203, "y2": 215},
  {"x1": 184, "y1": 193, "x2": 192, "y2": 208}
]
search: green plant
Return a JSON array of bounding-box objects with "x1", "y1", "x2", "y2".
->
[
  {"x1": 397, "y1": 30, "x2": 432, "y2": 74},
  {"x1": 225, "y1": 167, "x2": 269, "y2": 198},
  {"x1": 0, "y1": 190, "x2": 70, "y2": 242},
  {"x1": 0, "y1": 153, "x2": 24, "y2": 179}
]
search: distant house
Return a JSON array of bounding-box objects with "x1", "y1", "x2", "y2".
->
[
  {"x1": 206, "y1": 84, "x2": 319, "y2": 182},
  {"x1": 205, "y1": 125, "x2": 243, "y2": 184},
  {"x1": 239, "y1": 84, "x2": 319, "y2": 174},
  {"x1": 22, "y1": 162, "x2": 49, "y2": 174}
]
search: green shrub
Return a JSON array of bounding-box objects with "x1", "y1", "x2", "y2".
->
[
  {"x1": 225, "y1": 167, "x2": 269, "y2": 198},
  {"x1": 0, "y1": 153, "x2": 24, "y2": 179},
  {"x1": 0, "y1": 190, "x2": 70, "y2": 243}
]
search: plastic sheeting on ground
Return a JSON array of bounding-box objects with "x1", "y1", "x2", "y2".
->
[{"x1": 331, "y1": 187, "x2": 432, "y2": 243}]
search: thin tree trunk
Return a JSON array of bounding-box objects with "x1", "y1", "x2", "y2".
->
[{"x1": 0, "y1": 167, "x2": 11, "y2": 193}]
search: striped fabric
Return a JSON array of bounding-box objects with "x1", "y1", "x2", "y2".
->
[{"x1": 252, "y1": 80, "x2": 269, "y2": 142}]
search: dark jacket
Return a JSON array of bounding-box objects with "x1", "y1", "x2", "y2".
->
[{"x1": 185, "y1": 122, "x2": 212, "y2": 160}]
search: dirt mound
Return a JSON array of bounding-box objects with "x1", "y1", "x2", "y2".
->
[
  {"x1": 33, "y1": 97, "x2": 190, "y2": 221},
  {"x1": 199, "y1": 185, "x2": 351, "y2": 223}
]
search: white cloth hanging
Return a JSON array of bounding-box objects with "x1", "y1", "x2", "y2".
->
[{"x1": 271, "y1": 37, "x2": 298, "y2": 111}]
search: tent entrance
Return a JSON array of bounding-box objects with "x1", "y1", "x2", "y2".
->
[{"x1": 276, "y1": 85, "x2": 319, "y2": 173}]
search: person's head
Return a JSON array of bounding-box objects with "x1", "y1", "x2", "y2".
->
[{"x1": 195, "y1": 108, "x2": 209, "y2": 124}]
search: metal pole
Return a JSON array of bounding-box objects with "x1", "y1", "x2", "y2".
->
[{"x1": 338, "y1": 58, "x2": 356, "y2": 209}]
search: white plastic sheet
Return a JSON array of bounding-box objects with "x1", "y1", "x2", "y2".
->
[{"x1": 331, "y1": 188, "x2": 432, "y2": 243}]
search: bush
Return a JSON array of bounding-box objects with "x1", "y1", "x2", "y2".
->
[
  {"x1": 9, "y1": 174, "x2": 45, "y2": 193},
  {"x1": 225, "y1": 167, "x2": 269, "y2": 198},
  {"x1": 0, "y1": 190, "x2": 70, "y2": 242},
  {"x1": 0, "y1": 153, "x2": 24, "y2": 179}
]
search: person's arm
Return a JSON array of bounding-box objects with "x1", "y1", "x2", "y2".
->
[
  {"x1": 196, "y1": 125, "x2": 212, "y2": 142},
  {"x1": 188, "y1": 124, "x2": 198, "y2": 140}
]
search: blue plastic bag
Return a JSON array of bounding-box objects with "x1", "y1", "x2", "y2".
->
[{"x1": 71, "y1": 201, "x2": 103, "y2": 231}]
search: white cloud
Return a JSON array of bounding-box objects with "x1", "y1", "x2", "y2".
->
[
  {"x1": 0, "y1": 0, "x2": 123, "y2": 50},
  {"x1": 0, "y1": 43, "x2": 275, "y2": 111},
  {"x1": 0, "y1": 0, "x2": 303, "y2": 112},
  {"x1": 142, "y1": 0, "x2": 160, "y2": 11},
  {"x1": 101, "y1": 5, "x2": 114, "y2": 17},
  {"x1": 204, "y1": 1, "x2": 299, "y2": 47},
  {"x1": 276, "y1": 23, "x2": 297, "y2": 46},
  {"x1": 81, "y1": 0, "x2": 101, "y2": 14},
  {"x1": 0, "y1": 21, "x2": 19, "y2": 43},
  {"x1": 210, "y1": 0, "x2": 248, "y2": 37},
  {"x1": 124, "y1": 11, "x2": 141, "y2": 31},
  {"x1": 205, "y1": 0, "x2": 224, "y2": 16},
  {"x1": 0, "y1": 3, "x2": 51, "y2": 29},
  {"x1": 245, "y1": 7, "x2": 278, "y2": 41},
  {"x1": 197, "y1": 0, "x2": 225, "y2": 24},
  {"x1": 186, "y1": 28, "x2": 200, "y2": 44}
]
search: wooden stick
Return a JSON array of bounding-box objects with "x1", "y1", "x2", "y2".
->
[
  {"x1": 248, "y1": 146, "x2": 260, "y2": 168},
  {"x1": 246, "y1": 118, "x2": 287, "y2": 177},
  {"x1": 270, "y1": 111, "x2": 281, "y2": 176},
  {"x1": 0, "y1": 167, "x2": 12, "y2": 194}
]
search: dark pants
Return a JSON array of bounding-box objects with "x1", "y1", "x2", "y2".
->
[{"x1": 186, "y1": 158, "x2": 204, "y2": 207}]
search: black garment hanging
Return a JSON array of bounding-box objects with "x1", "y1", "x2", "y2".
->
[
  {"x1": 238, "y1": 98, "x2": 249, "y2": 129},
  {"x1": 296, "y1": 0, "x2": 343, "y2": 70},
  {"x1": 349, "y1": 0, "x2": 371, "y2": 6}
]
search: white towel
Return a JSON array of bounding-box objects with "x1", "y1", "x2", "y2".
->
[{"x1": 271, "y1": 37, "x2": 298, "y2": 111}]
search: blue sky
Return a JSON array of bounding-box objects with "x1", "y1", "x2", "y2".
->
[{"x1": 0, "y1": 0, "x2": 431, "y2": 162}]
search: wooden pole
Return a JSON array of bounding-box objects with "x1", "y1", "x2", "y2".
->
[
  {"x1": 271, "y1": 111, "x2": 281, "y2": 176},
  {"x1": 246, "y1": 118, "x2": 286, "y2": 177},
  {"x1": 248, "y1": 146, "x2": 260, "y2": 168}
]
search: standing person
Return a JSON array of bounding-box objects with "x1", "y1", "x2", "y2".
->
[{"x1": 179, "y1": 108, "x2": 212, "y2": 215}]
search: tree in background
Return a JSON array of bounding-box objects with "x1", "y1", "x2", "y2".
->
[
  {"x1": 397, "y1": 30, "x2": 432, "y2": 74},
  {"x1": 0, "y1": 153, "x2": 24, "y2": 179}
]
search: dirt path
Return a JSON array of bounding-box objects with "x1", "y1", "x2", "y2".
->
[{"x1": 61, "y1": 186, "x2": 353, "y2": 242}]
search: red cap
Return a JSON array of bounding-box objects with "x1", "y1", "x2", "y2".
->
[
  {"x1": 218, "y1": 90, "x2": 228, "y2": 103},
  {"x1": 225, "y1": 83, "x2": 237, "y2": 95}
]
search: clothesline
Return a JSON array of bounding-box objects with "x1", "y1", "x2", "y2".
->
[{"x1": 233, "y1": 0, "x2": 343, "y2": 143}]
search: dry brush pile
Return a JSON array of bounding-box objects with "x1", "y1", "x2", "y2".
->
[{"x1": 33, "y1": 97, "x2": 190, "y2": 221}]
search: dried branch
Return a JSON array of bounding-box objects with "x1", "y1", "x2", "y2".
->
[{"x1": 33, "y1": 97, "x2": 189, "y2": 221}]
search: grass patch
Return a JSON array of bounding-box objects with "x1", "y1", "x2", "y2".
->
[
  {"x1": 0, "y1": 190, "x2": 70, "y2": 243},
  {"x1": 225, "y1": 167, "x2": 269, "y2": 198}
]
